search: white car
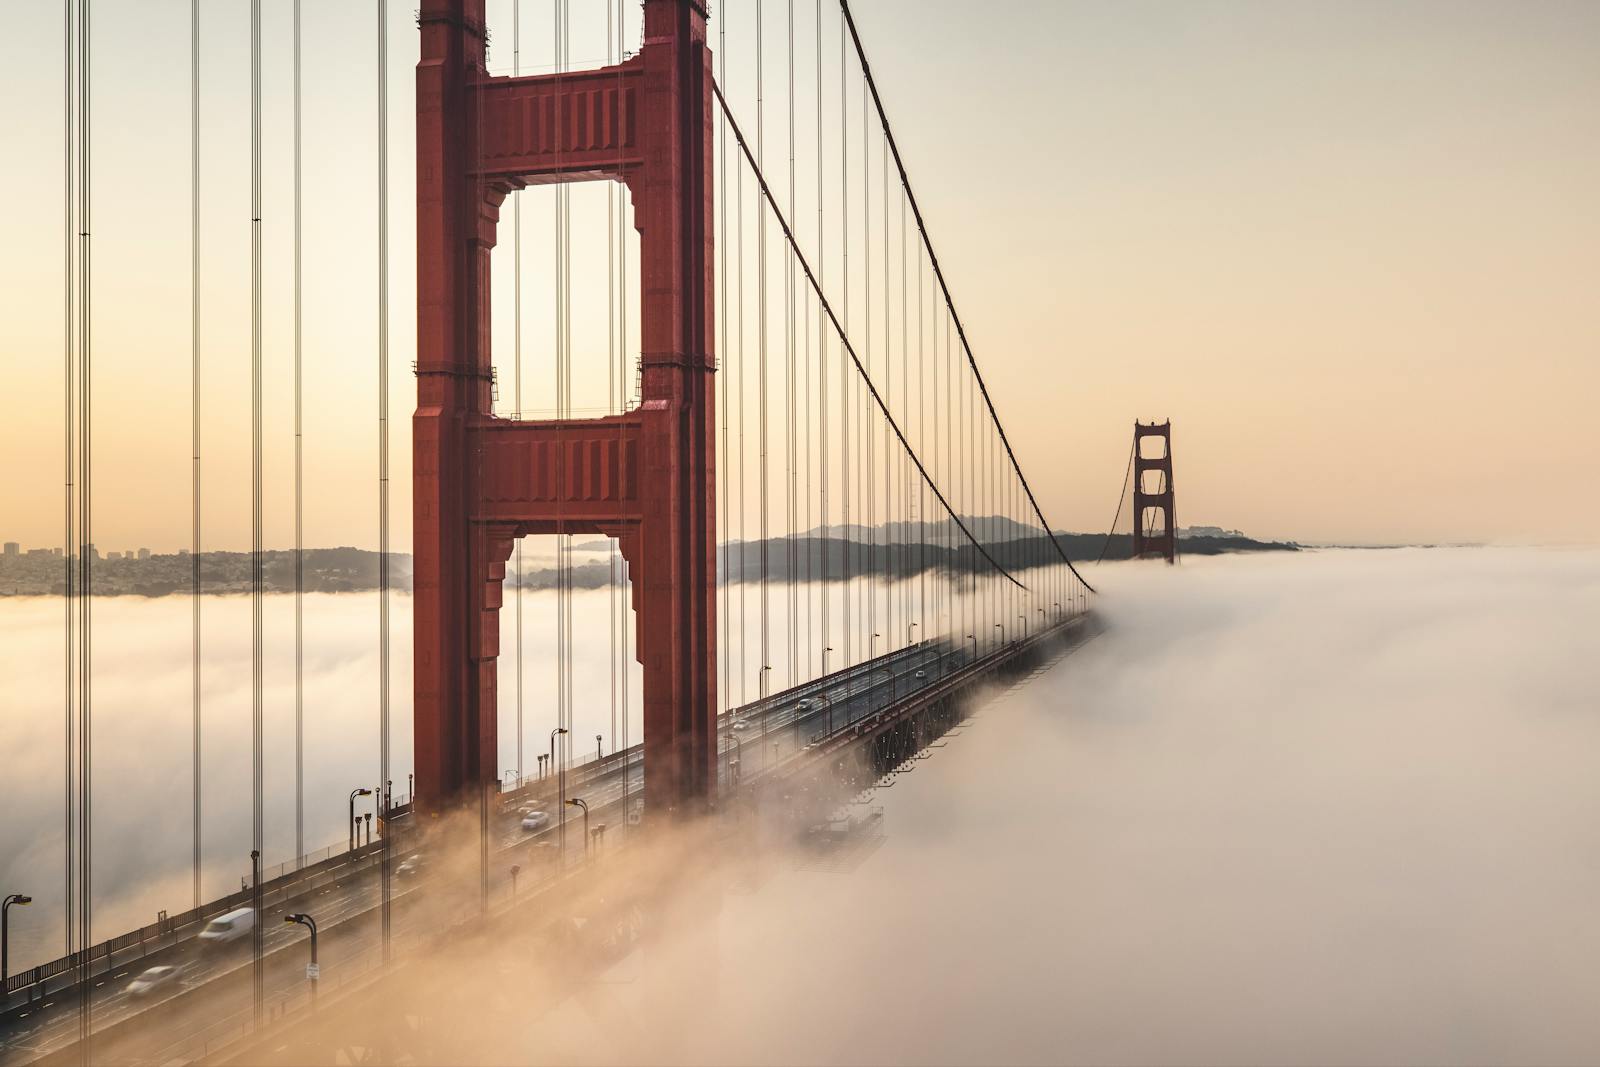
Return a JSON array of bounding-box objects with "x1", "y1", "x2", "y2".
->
[
  {"x1": 127, "y1": 964, "x2": 182, "y2": 996},
  {"x1": 197, "y1": 907, "x2": 255, "y2": 945},
  {"x1": 731, "y1": 719, "x2": 751, "y2": 731},
  {"x1": 521, "y1": 811, "x2": 551, "y2": 832}
]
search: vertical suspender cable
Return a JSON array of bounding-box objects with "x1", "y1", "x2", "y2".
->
[
  {"x1": 881, "y1": 127, "x2": 892, "y2": 652},
  {"x1": 757, "y1": 0, "x2": 770, "y2": 712},
  {"x1": 717, "y1": 1, "x2": 728, "y2": 719},
  {"x1": 190, "y1": 0, "x2": 203, "y2": 909},
  {"x1": 864, "y1": 64, "x2": 876, "y2": 659},
  {"x1": 816, "y1": 0, "x2": 827, "y2": 677},
  {"x1": 513, "y1": 0, "x2": 524, "y2": 796},
  {"x1": 786, "y1": 0, "x2": 797, "y2": 689},
  {"x1": 604, "y1": 0, "x2": 616, "y2": 758},
  {"x1": 292, "y1": 0, "x2": 304, "y2": 870},
  {"x1": 376, "y1": 0, "x2": 393, "y2": 961},
  {"x1": 62, "y1": 0, "x2": 76, "y2": 967},
  {"x1": 249, "y1": 0, "x2": 264, "y2": 1029},
  {"x1": 837, "y1": 10, "x2": 849, "y2": 669}
]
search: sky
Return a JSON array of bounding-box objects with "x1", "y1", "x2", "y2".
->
[{"x1": 1, "y1": 0, "x2": 1596, "y2": 553}]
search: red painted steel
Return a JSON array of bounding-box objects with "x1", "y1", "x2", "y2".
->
[
  {"x1": 413, "y1": 0, "x2": 716, "y2": 819},
  {"x1": 1131, "y1": 420, "x2": 1176, "y2": 564}
]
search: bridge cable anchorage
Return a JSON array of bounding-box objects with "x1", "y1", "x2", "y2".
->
[
  {"x1": 711, "y1": 82, "x2": 1029, "y2": 591},
  {"x1": 1097, "y1": 436, "x2": 1136, "y2": 564},
  {"x1": 836, "y1": 0, "x2": 1094, "y2": 596}
]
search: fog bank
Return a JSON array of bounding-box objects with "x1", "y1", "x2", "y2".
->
[{"x1": 517, "y1": 548, "x2": 1600, "y2": 1066}]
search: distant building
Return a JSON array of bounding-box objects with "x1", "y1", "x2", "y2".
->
[
  {"x1": 106, "y1": 551, "x2": 122, "y2": 560},
  {"x1": 137, "y1": 548, "x2": 151, "y2": 560},
  {"x1": 27, "y1": 548, "x2": 52, "y2": 558},
  {"x1": 1177, "y1": 525, "x2": 1246, "y2": 540},
  {"x1": 2, "y1": 542, "x2": 17, "y2": 558}
]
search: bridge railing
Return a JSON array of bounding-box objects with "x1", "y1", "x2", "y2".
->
[{"x1": 1, "y1": 809, "x2": 413, "y2": 1003}]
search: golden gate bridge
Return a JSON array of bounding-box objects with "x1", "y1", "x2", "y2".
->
[{"x1": 3, "y1": 2, "x2": 1107, "y2": 1061}]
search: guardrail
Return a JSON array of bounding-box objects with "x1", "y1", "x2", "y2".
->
[{"x1": 1, "y1": 813, "x2": 412, "y2": 1006}]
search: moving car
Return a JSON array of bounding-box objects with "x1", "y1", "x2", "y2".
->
[
  {"x1": 397, "y1": 853, "x2": 426, "y2": 878},
  {"x1": 126, "y1": 964, "x2": 181, "y2": 996},
  {"x1": 521, "y1": 810, "x2": 551, "y2": 832},
  {"x1": 197, "y1": 907, "x2": 255, "y2": 945}
]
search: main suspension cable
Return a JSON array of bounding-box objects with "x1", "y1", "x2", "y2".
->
[
  {"x1": 837, "y1": 0, "x2": 1094, "y2": 596},
  {"x1": 713, "y1": 83, "x2": 1027, "y2": 590}
]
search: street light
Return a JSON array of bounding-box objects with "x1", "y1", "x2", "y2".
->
[
  {"x1": 2, "y1": 894, "x2": 32, "y2": 983},
  {"x1": 503, "y1": 768, "x2": 519, "y2": 792},
  {"x1": 993, "y1": 622, "x2": 1005, "y2": 649},
  {"x1": 1019, "y1": 613, "x2": 1027, "y2": 639},
  {"x1": 283, "y1": 913, "x2": 318, "y2": 1003},
  {"x1": 568, "y1": 798, "x2": 590, "y2": 856},
  {"x1": 965, "y1": 633, "x2": 978, "y2": 663},
  {"x1": 870, "y1": 632, "x2": 880, "y2": 659},
  {"x1": 822, "y1": 646, "x2": 833, "y2": 675},
  {"x1": 348, "y1": 788, "x2": 372, "y2": 851},
  {"x1": 509, "y1": 864, "x2": 522, "y2": 897},
  {"x1": 551, "y1": 727, "x2": 569, "y2": 851},
  {"x1": 906, "y1": 621, "x2": 918, "y2": 648},
  {"x1": 595, "y1": 734, "x2": 604, "y2": 763}
]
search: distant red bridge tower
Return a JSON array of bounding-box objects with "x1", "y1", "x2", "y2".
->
[
  {"x1": 1131, "y1": 420, "x2": 1176, "y2": 564},
  {"x1": 412, "y1": 0, "x2": 716, "y2": 819}
]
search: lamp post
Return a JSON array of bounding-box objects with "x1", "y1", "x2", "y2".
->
[
  {"x1": 1019, "y1": 613, "x2": 1027, "y2": 639},
  {"x1": 2, "y1": 894, "x2": 32, "y2": 983},
  {"x1": 822, "y1": 646, "x2": 833, "y2": 675},
  {"x1": 870, "y1": 632, "x2": 880, "y2": 659},
  {"x1": 906, "y1": 621, "x2": 918, "y2": 649},
  {"x1": 551, "y1": 727, "x2": 569, "y2": 852},
  {"x1": 408, "y1": 772, "x2": 413, "y2": 806},
  {"x1": 509, "y1": 864, "x2": 521, "y2": 897},
  {"x1": 283, "y1": 913, "x2": 318, "y2": 1004},
  {"x1": 758, "y1": 665, "x2": 771, "y2": 769},
  {"x1": 595, "y1": 734, "x2": 604, "y2": 763},
  {"x1": 568, "y1": 798, "x2": 590, "y2": 856},
  {"x1": 348, "y1": 788, "x2": 372, "y2": 851},
  {"x1": 364, "y1": 812, "x2": 373, "y2": 845},
  {"x1": 503, "y1": 769, "x2": 519, "y2": 792},
  {"x1": 965, "y1": 633, "x2": 978, "y2": 663},
  {"x1": 993, "y1": 622, "x2": 1005, "y2": 650}
]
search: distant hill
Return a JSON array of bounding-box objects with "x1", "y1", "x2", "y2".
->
[{"x1": 0, "y1": 520, "x2": 1295, "y2": 596}]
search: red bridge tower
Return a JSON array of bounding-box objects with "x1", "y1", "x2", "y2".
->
[
  {"x1": 412, "y1": 0, "x2": 716, "y2": 818},
  {"x1": 1131, "y1": 420, "x2": 1176, "y2": 564}
]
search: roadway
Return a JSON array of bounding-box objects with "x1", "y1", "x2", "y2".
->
[{"x1": 0, "y1": 639, "x2": 967, "y2": 1067}]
